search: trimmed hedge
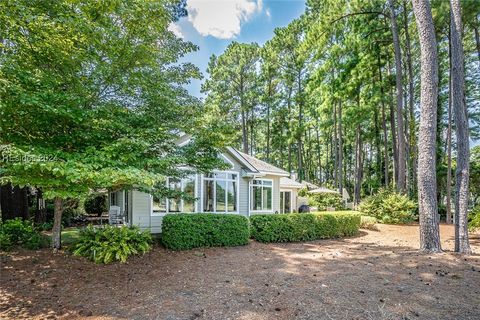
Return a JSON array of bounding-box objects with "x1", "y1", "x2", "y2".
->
[
  {"x1": 161, "y1": 213, "x2": 250, "y2": 250},
  {"x1": 250, "y1": 211, "x2": 361, "y2": 243}
]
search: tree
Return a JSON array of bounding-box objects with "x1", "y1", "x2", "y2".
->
[
  {"x1": 202, "y1": 42, "x2": 260, "y2": 154},
  {"x1": 450, "y1": 0, "x2": 471, "y2": 254},
  {"x1": 0, "y1": 0, "x2": 221, "y2": 249},
  {"x1": 388, "y1": 0, "x2": 407, "y2": 193},
  {"x1": 412, "y1": 0, "x2": 442, "y2": 252}
]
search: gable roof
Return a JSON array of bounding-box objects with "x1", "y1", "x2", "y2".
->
[
  {"x1": 280, "y1": 177, "x2": 303, "y2": 189},
  {"x1": 227, "y1": 147, "x2": 289, "y2": 176}
]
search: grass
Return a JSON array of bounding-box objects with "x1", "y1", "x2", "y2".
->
[{"x1": 61, "y1": 228, "x2": 81, "y2": 246}]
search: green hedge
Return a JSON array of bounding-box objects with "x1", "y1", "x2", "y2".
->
[
  {"x1": 250, "y1": 211, "x2": 361, "y2": 243},
  {"x1": 161, "y1": 213, "x2": 250, "y2": 250}
]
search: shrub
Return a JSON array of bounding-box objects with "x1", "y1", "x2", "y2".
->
[
  {"x1": 360, "y1": 216, "x2": 378, "y2": 230},
  {"x1": 359, "y1": 189, "x2": 417, "y2": 224},
  {"x1": 307, "y1": 193, "x2": 344, "y2": 211},
  {"x1": 162, "y1": 213, "x2": 250, "y2": 250},
  {"x1": 84, "y1": 194, "x2": 107, "y2": 216},
  {"x1": 0, "y1": 218, "x2": 49, "y2": 250},
  {"x1": 469, "y1": 206, "x2": 480, "y2": 232},
  {"x1": 73, "y1": 225, "x2": 152, "y2": 263},
  {"x1": 250, "y1": 211, "x2": 361, "y2": 243}
]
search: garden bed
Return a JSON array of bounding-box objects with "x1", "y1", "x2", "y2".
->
[{"x1": 1, "y1": 224, "x2": 479, "y2": 320}]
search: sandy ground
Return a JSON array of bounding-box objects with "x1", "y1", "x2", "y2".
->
[{"x1": 1, "y1": 224, "x2": 479, "y2": 320}]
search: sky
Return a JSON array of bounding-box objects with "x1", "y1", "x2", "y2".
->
[{"x1": 169, "y1": 0, "x2": 306, "y2": 98}]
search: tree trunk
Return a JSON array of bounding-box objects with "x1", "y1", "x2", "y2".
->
[
  {"x1": 388, "y1": 0, "x2": 406, "y2": 193},
  {"x1": 52, "y1": 197, "x2": 64, "y2": 250},
  {"x1": 266, "y1": 82, "x2": 271, "y2": 161},
  {"x1": 378, "y1": 53, "x2": 390, "y2": 187},
  {"x1": 354, "y1": 125, "x2": 363, "y2": 205},
  {"x1": 297, "y1": 70, "x2": 304, "y2": 182},
  {"x1": 241, "y1": 110, "x2": 248, "y2": 154},
  {"x1": 338, "y1": 101, "x2": 344, "y2": 195},
  {"x1": 333, "y1": 102, "x2": 338, "y2": 187},
  {"x1": 450, "y1": 0, "x2": 471, "y2": 254},
  {"x1": 403, "y1": 0, "x2": 417, "y2": 195},
  {"x1": 446, "y1": 28, "x2": 453, "y2": 225},
  {"x1": 412, "y1": 0, "x2": 442, "y2": 253}
]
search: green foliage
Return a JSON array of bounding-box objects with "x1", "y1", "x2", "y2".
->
[
  {"x1": 250, "y1": 211, "x2": 361, "y2": 243},
  {"x1": 84, "y1": 194, "x2": 107, "y2": 216},
  {"x1": 161, "y1": 213, "x2": 250, "y2": 250},
  {"x1": 360, "y1": 216, "x2": 378, "y2": 230},
  {"x1": 73, "y1": 225, "x2": 152, "y2": 264},
  {"x1": 359, "y1": 189, "x2": 417, "y2": 224},
  {"x1": 468, "y1": 206, "x2": 480, "y2": 232},
  {"x1": 0, "y1": 218, "x2": 49, "y2": 250},
  {"x1": 307, "y1": 193, "x2": 345, "y2": 211}
]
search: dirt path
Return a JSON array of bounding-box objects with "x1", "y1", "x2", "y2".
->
[{"x1": 1, "y1": 224, "x2": 479, "y2": 320}]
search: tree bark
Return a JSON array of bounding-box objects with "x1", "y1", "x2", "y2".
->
[
  {"x1": 473, "y1": 23, "x2": 480, "y2": 67},
  {"x1": 388, "y1": 0, "x2": 406, "y2": 193},
  {"x1": 412, "y1": 0, "x2": 442, "y2": 253},
  {"x1": 446, "y1": 28, "x2": 453, "y2": 225},
  {"x1": 338, "y1": 101, "x2": 344, "y2": 195},
  {"x1": 377, "y1": 53, "x2": 390, "y2": 187},
  {"x1": 403, "y1": 0, "x2": 417, "y2": 195},
  {"x1": 354, "y1": 125, "x2": 363, "y2": 205},
  {"x1": 450, "y1": 0, "x2": 471, "y2": 254},
  {"x1": 52, "y1": 197, "x2": 64, "y2": 250}
]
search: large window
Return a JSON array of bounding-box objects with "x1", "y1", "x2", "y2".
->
[
  {"x1": 203, "y1": 172, "x2": 238, "y2": 213},
  {"x1": 250, "y1": 179, "x2": 273, "y2": 212},
  {"x1": 152, "y1": 176, "x2": 196, "y2": 215}
]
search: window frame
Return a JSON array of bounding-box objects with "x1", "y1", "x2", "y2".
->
[
  {"x1": 151, "y1": 175, "x2": 197, "y2": 216},
  {"x1": 250, "y1": 178, "x2": 274, "y2": 213},
  {"x1": 200, "y1": 170, "x2": 240, "y2": 214}
]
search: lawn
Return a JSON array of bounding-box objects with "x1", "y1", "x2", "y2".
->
[{"x1": 1, "y1": 224, "x2": 479, "y2": 320}]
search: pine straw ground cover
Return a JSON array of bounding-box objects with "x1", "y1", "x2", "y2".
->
[{"x1": 1, "y1": 224, "x2": 479, "y2": 320}]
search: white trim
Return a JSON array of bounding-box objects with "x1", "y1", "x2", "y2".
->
[
  {"x1": 249, "y1": 178, "x2": 274, "y2": 213},
  {"x1": 226, "y1": 147, "x2": 259, "y2": 173},
  {"x1": 220, "y1": 153, "x2": 235, "y2": 169}
]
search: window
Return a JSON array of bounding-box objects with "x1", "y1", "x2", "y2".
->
[
  {"x1": 110, "y1": 192, "x2": 117, "y2": 206},
  {"x1": 151, "y1": 176, "x2": 196, "y2": 215},
  {"x1": 251, "y1": 179, "x2": 273, "y2": 212},
  {"x1": 202, "y1": 172, "x2": 238, "y2": 213}
]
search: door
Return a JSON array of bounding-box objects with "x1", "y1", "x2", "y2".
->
[{"x1": 280, "y1": 191, "x2": 292, "y2": 214}]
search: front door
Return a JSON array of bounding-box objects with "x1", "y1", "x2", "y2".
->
[{"x1": 280, "y1": 191, "x2": 292, "y2": 214}]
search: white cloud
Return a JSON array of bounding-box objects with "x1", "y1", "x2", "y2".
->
[
  {"x1": 186, "y1": 0, "x2": 263, "y2": 39},
  {"x1": 168, "y1": 22, "x2": 184, "y2": 38}
]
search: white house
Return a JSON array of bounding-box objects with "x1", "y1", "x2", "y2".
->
[{"x1": 108, "y1": 147, "x2": 303, "y2": 233}]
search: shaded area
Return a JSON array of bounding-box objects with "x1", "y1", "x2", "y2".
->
[{"x1": 1, "y1": 224, "x2": 479, "y2": 320}]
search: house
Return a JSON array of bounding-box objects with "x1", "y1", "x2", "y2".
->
[{"x1": 108, "y1": 147, "x2": 303, "y2": 233}]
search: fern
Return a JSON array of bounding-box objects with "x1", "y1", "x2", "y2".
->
[{"x1": 73, "y1": 225, "x2": 152, "y2": 264}]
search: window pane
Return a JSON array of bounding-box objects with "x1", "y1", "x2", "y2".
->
[
  {"x1": 228, "y1": 173, "x2": 237, "y2": 180},
  {"x1": 280, "y1": 192, "x2": 284, "y2": 214},
  {"x1": 183, "y1": 179, "x2": 195, "y2": 213},
  {"x1": 264, "y1": 186, "x2": 272, "y2": 210},
  {"x1": 252, "y1": 186, "x2": 262, "y2": 210},
  {"x1": 227, "y1": 181, "x2": 237, "y2": 212},
  {"x1": 284, "y1": 191, "x2": 291, "y2": 213},
  {"x1": 215, "y1": 172, "x2": 226, "y2": 179},
  {"x1": 263, "y1": 180, "x2": 273, "y2": 187},
  {"x1": 216, "y1": 180, "x2": 226, "y2": 212},
  {"x1": 204, "y1": 180, "x2": 214, "y2": 212},
  {"x1": 153, "y1": 196, "x2": 166, "y2": 213},
  {"x1": 168, "y1": 178, "x2": 181, "y2": 212}
]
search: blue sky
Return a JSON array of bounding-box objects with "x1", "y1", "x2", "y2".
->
[{"x1": 170, "y1": 0, "x2": 306, "y2": 97}]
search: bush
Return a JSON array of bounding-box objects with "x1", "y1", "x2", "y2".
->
[
  {"x1": 307, "y1": 193, "x2": 345, "y2": 211},
  {"x1": 162, "y1": 213, "x2": 250, "y2": 250},
  {"x1": 73, "y1": 225, "x2": 152, "y2": 263},
  {"x1": 84, "y1": 194, "x2": 107, "y2": 216},
  {"x1": 250, "y1": 211, "x2": 361, "y2": 243},
  {"x1": 0, "y1": 218, "x2": 49, "y2": 250},
  {"x1": 359, "y1": 189, "x2": 417, "y2": 224},
  {"x1": 360, "y1": 216, "x2": 378, "y2": 230},
  {"x1": 469, "y1": 206, "x2": 480, "y2": 232}
]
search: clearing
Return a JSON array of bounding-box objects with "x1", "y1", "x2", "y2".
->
[{"x1": 1, "y1": 224, "x2": 479, "y2": 320}]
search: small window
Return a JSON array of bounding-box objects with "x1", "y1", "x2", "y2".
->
[
  {"x1": 250, "y1": 179, "x2": 273, "y2": 212},
  {"x1": 110, "y1": 192, "x2": 117, "y2": 206}
]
